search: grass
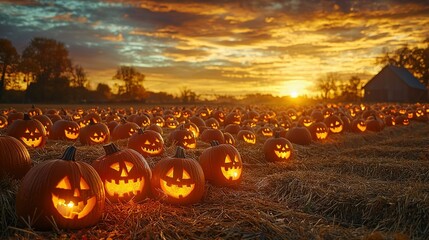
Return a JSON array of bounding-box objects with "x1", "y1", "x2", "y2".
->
[{"x1": 1, "y1": 112, "x2": 428, "y2": 239}]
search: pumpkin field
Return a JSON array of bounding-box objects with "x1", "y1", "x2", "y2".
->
[{"x1": 0, "y1": 103, "x2": 429, "y2": 240}]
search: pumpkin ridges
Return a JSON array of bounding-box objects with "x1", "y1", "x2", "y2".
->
[
  {"x1": 0, "y1": 136, "x2": 32, "y2": 179},
  {"x1": 16, "y1": 147, "x2": 105, "y2": 230}
]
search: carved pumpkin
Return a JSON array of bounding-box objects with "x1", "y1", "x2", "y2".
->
[
  {"x1": 200, "y1": 128, "x2": 225, "y2": 144},
  {"x1": 189, "y1": 115, "x2": 206, "y2": 129},
  {"x1": 132, "y1": 114, "x2": 151, "y2": 128},
  {"x1": 0, "y1": 136, "x2": 32, "y2": 179},
  {"x1": 324, "y1": 115, "x2": 344, "y2": 134},
  {"x1": 152, "y1": 116, "x2": 165, "y2": 127},
  {"x1": 0, "y1": 114, "x2": 8, "y2": 129},
  {"x1": 32, "y1": 114, "x2": 53, "y2": 137},
  {"x1": 168, "y1": 127, "x2": 196, "y2": 149},
  {"x1": 258, "y1": 125, "x2": 274, "y2": 137},
  {"x1": 128, "y1": 128, "x2": 164, "y2": 157},
  {"x1": 366, "y1": 115, "x2": 384, "y2": 132},
  {"x1": 224, "y1": 112, "x2": 241, "y2": 125},
  {"x1": 151, "y1": 146, "x2": 205, "y2": 205},
  {"x1": 286, "y1": 125, "x2": 312, "y2": 145},
  {"x1": 199, "y1": 141, "x2": 242, "y2": 186},
  {"x1": 224, "y1": 123, "x2": 241, "y2": 134},
  {"x1": 27, "y1": 105, "x2": 42, "y2": 117},
  {"x1": 350, "y1": 118, "x2": 367, "y2": 133},
  {"x1": 204, "y1": 118, "x2": 220, "y2": 129},
  {"x1": 298, "y1": 115, "x2": 313, "y2": 127},
  {"x1": 211, "y1": 110, "x2": 225, "y2": 125},
  {"x1": 308, "y1": 122, "x2": 329, "y2": 141},
  {"x1": 7, "y1": 113, "x2": 47, "y2": 148},
  {"x1": 92, "y1": 143, "x2": 152, "y2": 203},
  {"x1": 79, "y1": 119, "x2": 110, "y2": 145},
  {"x1": 223, "y1": 132, "x2": 236, "y2": 146},
  {"x1": 384, "y1": 115, "x2": 396, "y2": 126},
  {"x1": 16, "y1": 146, "x2": 105, "y2": 230},
  {"x1": 50, "y1": 119, "x2": 80, "y2": 141},
  {"x1": 111, "y1": 119, "x2": 139, "y2": 141},
  {"x1": 263, "y1": 133, "x2": 293, "y2": 162},
  {"x1": 165, "y1": 119, "x2": 179, "y2": 129},
  {"x1": 237, "y1": 130, "x2": 256, "y2": 144},
  {"x1": 395, "y1": 115, "x2": 410, "y2": 126},
  {"x1": 178, "y1": 121, "x2": 200, "y2": 138}
]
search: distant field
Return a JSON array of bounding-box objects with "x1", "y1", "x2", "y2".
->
[{"x1": 1, "y1": 104, "x2": 428, "y2": 239}]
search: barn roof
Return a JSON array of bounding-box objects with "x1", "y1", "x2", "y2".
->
[{"x1": 364, "y1": 65, "x2": 427, "y2": 90}]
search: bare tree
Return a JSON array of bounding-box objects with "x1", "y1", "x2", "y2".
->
[
  {"x1": 315, "y1": 73, "x2": 339, "y2": 100},
  {"x1": 0, "y1": 38, "x2": 19, "y2": 100},
  {"x1": 113, "y1": 66, "x2": 146, "y2": 100}
]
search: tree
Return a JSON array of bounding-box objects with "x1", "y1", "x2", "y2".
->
[
  {"x1": 179, "y1": 86, "x2": 199, "y2": 104},
  {"x1": 377, "y1": 39, "x2": 429, "y2": 87},
  {"x1": 70, "y1": 64, "x2": 88, "y2": 88},
  {"x1": 96, "y1": 83, "x2": 111, "y2": 101},
  {"x1": 112, "y1": 66, "x2": 146, "y2": 101},
  {"x1": 20, "y1": 37, "x2": 73, "y2": 102},
  {"x1": 0, "y1": 38, "x2": 19, "y2": 100},
  {"x1": 339, "y1": 76, "x2": 362, "y2": 102},
  {"x1": 315, "y1": 73, "x2": 339, "y2": 100}
]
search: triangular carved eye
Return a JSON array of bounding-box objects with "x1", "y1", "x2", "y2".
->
[
  {"x1": 25, "y1": 129, "x2": 30, "y2": 133},
  {"x1": 144, "y1": 140, "x2": 150, "y2": 145},
  {"x1": 166, "y1": 167, "x2": 174, "y2": 178},
  {"x1": 110, "y1": 162, "x2": 120, "y2": 171},
  {"x1": 225, "y1": 155, "x2": 232, "y2": 163},
  {"x1": 155, "y1": 138, "x2": 160, "y2": 143},
  {"x1": 182, "y1": 170, "x2": 191, "y2": 179},
  {"x1": 80, "y1": 177, "x2": 90, "y2": 190},
  {"x1": 93, "y1": 133, "x2": 99, "y2": 137},
  {"x1": 56, "y1": 176, "x2": 72, "y2": 189},
  {"x1": 276, "y1": 144, "x2": 281, "y2": 149},
  {"x1": 124, "y1": 161, "x2": 134, "y2": 172},
  {"x1": 35, "y1": 128, "x2": 40, "y2": 133},
  {"x1": 234, "y1": 155, "x2": 239, "y2": 163}
]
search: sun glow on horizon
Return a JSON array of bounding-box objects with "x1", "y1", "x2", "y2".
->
[{"x1": 290, "y1": 90, "x2": 299, "y2": 98}]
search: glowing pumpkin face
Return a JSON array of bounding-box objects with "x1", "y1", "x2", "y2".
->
[
  {"x1": 309, "y1": 122, "x2": 329, "y2": 140},
  {"x1": 51, "y1": 176, "x2": 97, "y2": 219},
  {"x1": 179, "y1": 121, "x2": 200, "y2": 138},
  {"x1": 415, "y1": 109, "x2": 425, "y2": 118},
  {"x1": 7, "y1": 114, "x2": 47, "y2": 148},
  {"x1": 205, "y1": 118, "x2": 220, "y2": 129},
  {"x1": 225, "y1": 112, "x2": 241, "y2": 125},
  {"x1": 168, "y1": 128, "x2": 196, "y2": 149},
  {"x1": 237, "y1": 130, "x2": 256, "y2": 144},
  {"x1": 286, "y1": 109, "x2": 297, "y2": 121},
  {"x1": 324, "y1": 115, "x2": 344, "y2": 134},
  {"x1": 65, "y1": 126, "x2": 80, "y2": 140},
  {"x1": 351, "y1": 119, "x2": 367, "y2": 133},
  {"x1": 152, "y1": 116, "x2": 165, "y2": 127},
  {"x1": 72, "y1": 113, "x2": 82, "y2": 121},
  {"x1": 212, "y1": 110, "x2": 225, "y2": 124},
  {"x1": 299, "y1": 116, "x2": 313, "y2": 127},
  {"x1": 151, "y1": 147, "x2": 205, "y2": 205},
  {"x1": 199, "y1": 142, "x2": 242, "y2": 186},
  {"x1": 50, "y1": 119, "x2": 80, "y2": 141},
  {"x1": 223, "y1": 132, "x2": 236, "y2": 145},
  {"x1": 111, "y1": 120, "x2": 139, "y2": 141},
  {"x1": 260, "y1": 126, "x2": 273, "y2": 137},
  {"x1": 16, "y1": 146, "x2": 105, "y2": 230},
  {"x1": 165, "y1": 119, "x2": 179, "y2": 129},
  {"x1": 128, "y1": 129, "x2": 164, "y2": 157},
  {"x1": 0, "y1": 115, "x2": 7, "y2": 129},
  {"x1": 263, "y1": 135, "x2": 293, "y2": 162},
  {"x1": 79, "y1": 121, "x2": 110, "y2": 145},
  {"x1": 92, "y1": 144, "x2": 152, "y2": 202}
]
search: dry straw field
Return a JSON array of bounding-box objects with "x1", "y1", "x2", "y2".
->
[{"x1": 1, "y1": 104, "x2": 429, "y2": 240}]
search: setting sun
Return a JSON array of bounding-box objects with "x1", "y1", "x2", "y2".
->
[{"x1": 290, "y1": 91, "x2": 299, "y2": 98}]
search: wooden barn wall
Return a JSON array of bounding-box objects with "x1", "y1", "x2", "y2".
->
[{"x1": 364, "y1": 69, "x2": 409, "y2": 102}]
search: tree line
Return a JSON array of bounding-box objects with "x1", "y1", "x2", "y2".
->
[{"x1": 1, "y1": 37, "x2": 428, "y2": 104}]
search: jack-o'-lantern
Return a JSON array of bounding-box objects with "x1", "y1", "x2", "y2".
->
[
  {"x1": 298, "y1": 115, "x2": 313, "y2": 127},
  {"x1": 224, "y1": 111, "x2": 241, "y2": 125},
  {"x1": 324, "y1": 115, "x2": 344, "y2": 134},
  {"x1": 395, "y1": 115, "x2": 410, "y2": 126},
  {"x1": 199, "y1": 141, "x2": 242, "y2": 186},
  {"x1": 200, "y1": 128, "x2": 225, "y2": 144},
  {"x1": 71, "y1": 113, "x2": 82, "y2": 121},
  {"x1": 133, "y1": 114, "x2": 151, "y2": 128},
  {"x1": 168, "y1": 126, "x2": 197, "y2": 149},
  {"x1": 77, "y1": 119, "x2": 90, "y2": 128},
  {"x1": 92, "y1": 143, "x2": 152, "y2": 202},
  {"x1": 7, "y1": 113, "x2": 47, "y2": 148},
  {"x1": 172, "y1": 108, "x2": 182, "y2": 118},
  {"x1": 179, "y1": 121, "x2": 200, "y2": 138},
  {"x1": 181, "y1": 109, "x2": 193, "y2": 119},
  {"x1": 263, "y1": 133, "x2": 293, "y2": 162},
  {"x1": 165, "y1": 119, "x2": 179, "y2": 129},
  {"x1": 365, "y1": 115, "x2": 384, "y2": 132},
  {"x1": 245, "y1": 110, "x2": 259, "y2": 122},
  {"x1": 350, "y1": 118, "x2": 367, "y2": 133},
  {"x1": 414, "y1": 108, "x2": 428, "y2": 122},
  {"x1": 308, "y1": 122, "x2": 329, "y2": 140},
  {"x1": 242, "y1": 120, "x2": 257, "y2": 129},
  {"x1": 128, "y1": 128, "x2": 164, "y2": 157},
  {"x1": 211, "y1": 110, "x2": 225, "y2": 125},
  {"x1": 32, "y1": 115, "x2": 53, "y2": 137},
  {"x1": 237, "y1": 130, "x2": 256, "y2": 144},
  {"x1": 83, "y1": 112, "x2": 101, "y2": 124},
  {"x1": 27, "y1": 105, "x2": 42, "y2": 117},
  {"x1": 384, "y1": 115, "x2": 396, "y2": 126},
  {"x1": 0, "y1": 136, "x2": 32, "y2": 179},
  {"x1": 196, "y1": 108, "x2": 210, "y2": 120},
  {"x1": 205, "y1": 118, "x2": 220, "y2": 129},
  {"x1": 258, "y1": 125, "x2": 274, "y2": 137},
  {"x1": 189, "y1": 115, "x2": 206, "y2": 129},
  {"x1": 323, "y1": 108, "x2": 334, "y2": 118},
  {"x1": 16, "y1": 146, "x2": 104, "y2": 230},
  {"x1": 223, "y1": 132, "x2": 235, "y2": 145},
  {"x1": 79, "y1": 120, "x2": 110, "y2": 145},
  {"x1": 286, "y1": 109, "x2": 297, "y2": 121},
  {"x1": 224, "y1": 124, "x2": 241, "y2": 135},
  {"x1": 0, "y1": 115, "x2": 8, "y2": 129},
  {"x1": 151, "y1": 147, "x2": 205, "y2": 205},
  {"x1": 152, "y1": 116, "x2": 165, "y2": 127},
  {"x1": 286, "y1": 125, "x2": 312, "y2": 145},
  {"x1": 111, "y1": 119, "x2": 139, "y2": 141},
  {"x1": 50, "y1": 119, "x2": 80, "y2": 141}
]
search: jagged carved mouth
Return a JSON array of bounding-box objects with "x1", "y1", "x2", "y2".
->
[
  {"x1": 316, "y1": 132, "x2": 328, "y2": 139},
  {"x1": 141, "y1": 146, "x2": 162, "y2": 155},
  {"x1": 221, "y1": 166, "x2": 241, "y2": 180},
  {"x1": 182, "y1": 141, "x2": 196, "y2": 149},
  {"x1": 160, "y1": 179, "x2": 195, "y2": 199},
  {"x1": 65, "y1": 130, "x2": 79, "y2": 140},
  {"x1": 90, "y1": 135, "x2": 106, "y2": 143},
  {"x1": 243, "y1": 135, "x2": 256, "y2": 144},
  {"x1": 274, "y1": 150, "x2": 291, "y2": 159},
  {"x1": 21, "y1": 136, "x2": 42, "y2": 147},
  {"x1": 104, "y1": 177, "x2": 144, "y2": 198},
  {"x1": 51, "y1": 194, "x2": 96, "y2": 219}
]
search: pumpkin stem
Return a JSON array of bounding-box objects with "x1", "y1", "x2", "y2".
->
[
  {"x1": 210, "y1": 140, "x2": 220, "y2": 146},
  {"x1": 120, "y1": 118, "x2": 127, "y2": 124},
  {"x1": 103, "y1": 143, "x2": 121, "y2": 155},
  {"x1": 174, "y1": 146, "x2": 186, "y2": 158},
  {"x1": 61, "y1": 146, "x2": 77, "y2": 161},
  {"x1": 274, "y1": 131, "x2": 281, "y2": 138},
  {"x1": 23, "y1": 113, "x2": 31, "y2": 120},
  {"x1": 137, "y1": 128, "x2": 144, "y2": 134},
  {"x1": 89, "y1": 118, "x2": 96, "y2": 125}
]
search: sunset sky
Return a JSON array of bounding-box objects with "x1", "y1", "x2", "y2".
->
[{"x1": 1, "y1": 0, "x2": 429, "y2": 98}]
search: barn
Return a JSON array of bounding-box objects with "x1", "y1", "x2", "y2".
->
[{"x1": 363, "y1": 65, "x2": 428, "y2": 102}]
